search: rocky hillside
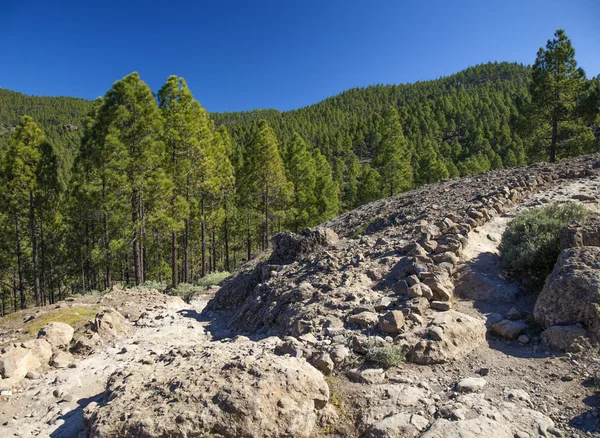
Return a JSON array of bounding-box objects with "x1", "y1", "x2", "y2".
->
[{"x1": 1, "y1": 154, "x2": 600, "y2": 437}]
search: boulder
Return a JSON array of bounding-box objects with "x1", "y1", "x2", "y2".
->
[
  {"x1": 271, "y1": 227, "x2": 339, "y2": 263},
  {"x1": 37, "y1": 322, "x2": 74, "y2": 350},
  {"x1": 540, "y1": 324, "x2": 588, "y2": 352},
  {"x1": 378, "y1": 311, "x2": 405, "y2": 334},
  {"x1": 21, "y1": 339, "x2": 53, "y2": 364},
  {"x1": 362, "y1": 413, "x2": 428, "y2": 438},
  {"x1": 0, "y1": 346, "x2": 41, "y2": 381},
  {"x1": 348, "y1": 311, "x2": 379, "y2": 328},
  {"x1": 534, "y1": 246, "x2": 600, "y2": 338},
  {"x1": 329, "y1": 345, "x2": 350, "y2": 365},
  {"x1": 457, "y1": 377, "x2": 486, "y2": 393},
  {"x1": 83, "y1": 340, "x2": 329, "y2": 438},
  {"x1": 92, "y1": 308, "x2": 127, "y2": 339},
  {"x1": 311, "y1": 352, "x2": 334, "y2": 375},
  {"x1": 491, "y1": 319, "x2": 528, "y2": 340},
  {"x1": 50, "y1": 351, "x2": 74, "y2": 368},
  {"x1": 407, "y1": 311, "x2": 486, "y2": 364}
]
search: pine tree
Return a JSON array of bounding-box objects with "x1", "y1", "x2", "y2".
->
[
  {"x1": 244, "y1": 120, "x2": 291, "y2": 250},
  {"x1": 313, "y1": 149, "x2": 339, "y2": 223},
  {"x1": 1, "y1": 116, "x2": 46, "y2": 307},
  {"x1": 373, "y1": 107, "x2": 412, "y2": 196},
  {"x1": 285, "y1": 133, "x2": 317, "y2": 232},
  {"x1": 356, "y1": 165, "x2": 382, "y2": 206},
  {"x1": 526, "y1": 29, "x2": 594, "y2": 162},
  {"x1": 158, "y1": 76, "x2": 214, "y2": 285},
  {"x1": 92, "y1": 73, "x2": 165, "y2": 285}
]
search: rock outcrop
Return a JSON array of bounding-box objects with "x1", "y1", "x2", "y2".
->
[
  {"x1": 83, "y1": 338, "x2": 329, "y2": 438},
  {"x1": 534, "y1": 218, "x2": 600, "y2": 340},
  {"x1": 37, "y1": 322, "x2": 74, "y2": 349},
  {"x1": 406, "y1": 310, "x2": 486, "y2": 364}
]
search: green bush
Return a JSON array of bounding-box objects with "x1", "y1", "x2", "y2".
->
[
  {"x1": 196, "y1": 271, "x2": 230, "y2": 289},
  {"x1": 364, "y1": 340, "x2": 405, "y2": 368},
  {"x1": 499, "y1": 202, "x2": 590, "y2": 290}
]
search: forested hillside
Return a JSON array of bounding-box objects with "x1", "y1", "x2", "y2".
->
[
  {"x1": 0, "y1": 89, "x2": 91, "y2": 166},
  {"x1": 0, "y1": 30, "x2": 598, "y2": 315}
]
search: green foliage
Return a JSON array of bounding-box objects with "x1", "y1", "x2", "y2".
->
[
  {"x1": 196, "y1": 271, "x2": 230, "y2": 289},
  {"x1": 364, "y1": 340, "x2": 405, "y2": 369},
  {"x1": 284, "y1": 132, "x2": 317, "y2": 231},
  {"x1": 499, "y1": 202, "x2": 590, "y2": 290},
  {"x1": 356, "y1": 165, "x2": 383, "y2": 206},
  {"x1": 372, "y1": 107, "x2": 412, "y2": 196},
  {"x1": 521, "y1": 29, "x2": 596, "y2": 162}
]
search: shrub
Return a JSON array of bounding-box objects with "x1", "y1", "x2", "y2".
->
[
  {"x1": 364, "y1": 340, "x2": 405, "y2": 368},
  {"x1": 130, "y1": 280, "x2": 168, "y2": 292},
  {"x1": 196, "y1": 271, "x2": 230, "y2": 289},
  {"x1": 499, "y1": 202, "x2": 590, "y2": 290}
]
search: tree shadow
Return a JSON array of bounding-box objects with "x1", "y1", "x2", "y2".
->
[
  {"x1": 568, "y1": 391, "x2": 600, "y2": 433},
  {"x1": 49, "y1": 392, "x2": 105, "y2": 438}
]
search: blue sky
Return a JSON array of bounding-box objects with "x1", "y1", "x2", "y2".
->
[{"x1": 1, "y1": 0, "x2": 598, "y2": 112}]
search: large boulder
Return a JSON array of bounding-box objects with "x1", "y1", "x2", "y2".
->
[
  {"x1": 407, "y1": 310, "x2": 486, "y2": 364},
  {"x1": 92, "y1": 308, "x2": 127, "y2": 339},
  {"x1": 534, "y1": 246, "x2": 600, "y2": 338},
  {"x1": 21, "y1": 339, "x2": 53, "y2": 364},
  {"x1": 37, "y1": 322, "x2": 74, "y2": 350},
  {"x1": 83, "y1": 339, "x2": 329, "y2": 438},
  {"x1": 540, "y1": 324, "x2": 588, "y2": 352},
  {"x1": 271, "y1": 227, "x2": 339, "y2": 263},
  {"x1": 0, "y1": 346, "x2": 41, "y2": 389}
]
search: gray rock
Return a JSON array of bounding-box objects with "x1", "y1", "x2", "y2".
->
[
  {"x1": 379, "y1": 311, "x2": 405, "y2": 334},
  {"x1": 348, "y1": 311, "x2": 379, "y2": 328},
  {"x1": 505, "y1": 307, "x2": 521, "y2": 320},
  {"x1": 540, "y1": 324, "x2": 588, "y2": 352},
  {"x1": 456, "y1": 377, "x2": 486, "y2": 393},
  {"x1": 407, "y1": 311, "x2": 486, "y2": 365},
  {"x1": 362, "y1": 412, "x2": 428, "y2": 438},
  {"x1": 329, "y1": 345, "x2": 350, "y2": 365},
  {"x1": 83, "y1": 340, "x2": 329, "y2": 438},
  {"x1": 430, "y1": 301, "x2": 451, "y2": 311},
  {"x1": 37, "y1": 322, "x2": 74, "y2": 350},
  {"x1": 534, "y1": 245, "x2": 600, "y2": 338},
  {"x1": 491, "y1": 319, "x2": 528, "y2": 339},
  {"x1": 311, "y1": 352, "x2": 334, "y2": 375}
]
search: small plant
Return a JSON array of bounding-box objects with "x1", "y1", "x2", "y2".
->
[
  {"x1": 364, "y1": 340, "x2": 405, "y2": 368},
  {"x1": 130, "y1": 280, "x2": 168, "y2": 292},
  {"x1": 196, "y1": 271, "x2": 230, "y2": 289},
  {"x1": 499, "y1": 202, "x2": 590, "y2": 290},
  {"x1": 352, "y1": 216, "x2": 379, "y2": 239}
]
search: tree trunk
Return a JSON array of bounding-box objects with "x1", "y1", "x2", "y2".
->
[
  {"x1": 104, "y1": 212, "x2": 112, "y2": 289},
  {"x1": 201, "y1": 197, "x2": 206, "y2": 277},
  {"x1": 211, "y1": 229, "x2": 216, "y2": 273},
  {"x1": 132, "y1": 188, "x2": 143, "y2": 285},
  {"x1": 15, "y1": 215, "x2": 25, "y2": 309},
  {"x1": 171, "y1": 230, "x2": 177, "y2": 288},
  {"x1": 183, "y1": 218, "x2": 189, "y2": 283},
  {"x1": 264, "y1": 186, "x2": 269, "y2": 250},
  {"x1": 30, "y1": 192, "x2": 41, "y2": 306},
  {"x1": 224, "y1": 203, "x2": 230, "y2": 272},
  {"x1": 12, "y1": 274, "x2": 18, "y2": 313},
  {"x1": 40, "y1": 222, "x2": 46, "y2": 306},
  {"x1": 550, "y1": 118, "x2": 558, "y2": 163},
  {"x1": 247, "y1": 210, "x2": 252, "y2": 261}
]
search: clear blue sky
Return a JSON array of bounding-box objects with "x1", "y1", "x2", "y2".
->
[{"x1": 1, "y1": 0, "x2": 598, "y2": 112}]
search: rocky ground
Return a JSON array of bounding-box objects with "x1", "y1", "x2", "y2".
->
[{"x1": 1, "y1": 154, "x2": 600, "y2": 437}]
